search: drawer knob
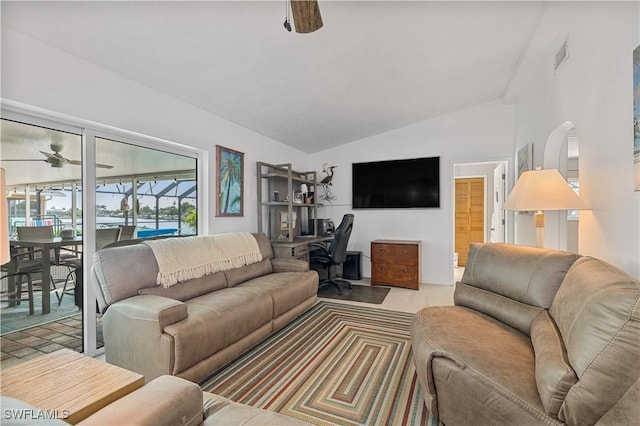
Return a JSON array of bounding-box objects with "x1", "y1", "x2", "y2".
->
[
  {"x1": 402, "y1": 250, "x2": 407, "y2": 254},
  {"x1": 403, "y1": 268, "x2": 408, "y2": 272}
]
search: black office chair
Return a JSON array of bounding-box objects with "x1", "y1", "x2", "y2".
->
[{"x1": 309, "y1": 214, "x2": 354, "y2": 295}]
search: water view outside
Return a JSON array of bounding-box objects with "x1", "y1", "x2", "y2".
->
[{"x1": 8, "y1": 190, "x2": 196, "y2": 237}]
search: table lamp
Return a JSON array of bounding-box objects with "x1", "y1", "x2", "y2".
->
[{"x1": 504, "y1": 168, "x2": 586, "y2": 248}]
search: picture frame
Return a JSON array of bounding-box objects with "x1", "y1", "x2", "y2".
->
[
  {"x1": 280, "y1": 211, "x2": 289, "y2": 230},
  {"x1": 516, "y1": 143, "x2": 533, "y2": 215},
  {"x1": 216, "y1": 145, "x2": 244, "y2": 217},
  {"x1": 517, "y1": 143, "x2": 533, "y2": 179},
  {"x1": 634, "y1": 45, "x2": 640, "y2": 191},
  {"x1": 280, "y1": 211, "x2": 297, "y2": 231}
]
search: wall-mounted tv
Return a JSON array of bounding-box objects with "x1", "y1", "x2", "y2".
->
[{"x1": 352, "y1": 156, "x2": 440, "y2": 209}]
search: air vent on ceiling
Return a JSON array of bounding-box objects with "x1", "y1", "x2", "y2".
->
[{"x1": 554, "y1": 39, "x2": 569, "y2": 73}]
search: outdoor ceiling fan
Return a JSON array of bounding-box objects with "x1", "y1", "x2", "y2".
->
[
  {"x1": 284, "y1": 0, "x2": 323, "y2": 33},
  {"x1": 2, "y1": 143, "x2": 114, "y2": 169}
]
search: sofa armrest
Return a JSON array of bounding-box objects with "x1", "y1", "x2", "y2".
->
[
  {"x1": 202, "y1": 393, "x2": 311, "y2": 425},
  {"x1": 271, "y1": 258, "x2": 309, "y2": 273},
  {"x1": 103, "y1": 295, "x2": 187, "y2": 381},
  {"x1": 79, "y1": 376, "x2": 203, "y2": 426}
]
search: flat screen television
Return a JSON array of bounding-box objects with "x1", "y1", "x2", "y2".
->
[{"x1": 352, "y1": 156, "x2": 440, "y2": 209}]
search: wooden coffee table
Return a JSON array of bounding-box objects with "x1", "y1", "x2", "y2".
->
[{"x1": 1, "y1": 349, "x2": 144, "y2": 424}]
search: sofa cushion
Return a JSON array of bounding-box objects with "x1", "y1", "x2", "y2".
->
[
  {"x1": 530, "y1": 311, "x2": 577, "y2": 418},
  {"x1": 430, "y1": 359, "x2": 563, "y2": 426},
  {"x1": 549, "y1": 256, "x2": 640, "y2": 425},
  {"x1": 138, "y1": 271, "x2": 227, "y2": 301},
  {"x1": 271, "y1": 258, "x2": 310, "y2": 273},
  {"x1": 92, "y1": 244, "x2": 159, "y2": 311},
  {"x1": 252, "y1": 232, "x2": 274, "y2": 259},
  {"x1": 456, "y1": 243, "x2": 579, "y2": 335},
  {"x1": 238, "y1": 271, "x2": 318, "y2": 318},
  {"x1": 164, "y1": 287, "x2": 273, "y2": 374},
  {"x1": 411, "y1": 305, "x2": 549, "y2": 422},
  {"x1": 79, "y1": 375, "x2": 203, "y2": 426},
  {"x1": 225, "y1": 258, "x2": 273, "y2": 287}
]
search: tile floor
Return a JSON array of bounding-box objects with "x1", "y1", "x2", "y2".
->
[
  {"x1": 319, "y1": 276, "x2": 457, "y2": 314},
  {"x1": 0, "y1": 313, "x2": 104, "y2": 370}
]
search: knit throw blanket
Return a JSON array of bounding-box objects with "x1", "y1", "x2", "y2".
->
[{"x1": 143, "y1": 232, "x2": 263, "y2": 288}]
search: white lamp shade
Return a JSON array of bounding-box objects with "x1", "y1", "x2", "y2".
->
[
  {"x1": 504, "y1": 168, "x2": 586, "y2": 211},
  {"x1": 1, "y1": 168, "x2": 9, "y2": 265}
]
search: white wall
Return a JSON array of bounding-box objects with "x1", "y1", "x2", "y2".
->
[
  {"x1": 309, "y1": 100, "x2": 515, "y2": 285},
  {"x1": 1, "y1": 28, "x2": 309, "y2": 236},
  {"x1": 512, "y1": 1, "x2": 640, "y2": 277}
]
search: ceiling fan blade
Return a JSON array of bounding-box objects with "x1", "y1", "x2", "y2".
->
[
  {"x1": 1, "y1": 159, "x2": 48, "y2": 162},
  {"x1": 290, "y1": 0, "x2": 323, "y2": 34},
  {"x1": 67, "y1": 159, "x2": 114, "y2": 169},
  {"x1": 40, "y1": 151, "x2": 57, "y2": 160}
]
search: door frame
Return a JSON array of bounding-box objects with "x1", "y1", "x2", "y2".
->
[{"x1": 451, "y1": 160, "x2": 510, "y2": 283}]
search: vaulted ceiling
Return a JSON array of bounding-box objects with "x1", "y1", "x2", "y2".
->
[{"x1": 2, "y1": 1, "x2": 545, "y2": 154}]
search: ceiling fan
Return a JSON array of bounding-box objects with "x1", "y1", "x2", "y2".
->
[
  {"x1": 2, "y1": 143, "x2": 114, "y2": 169},
  {"x1": 284, "y1": 0, "x2": 323, "y2": 33}
]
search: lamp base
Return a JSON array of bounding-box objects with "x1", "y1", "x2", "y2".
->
[{"x1": 534, "y1": 210, "x2": 545, "y2": 248}]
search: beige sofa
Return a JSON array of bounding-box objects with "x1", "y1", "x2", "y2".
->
[
  {"x1": 2, "y1": 375, "x2": 310, "y2": 425},
  {"x1": 411, "y1": 243, "x2": 640, "y2": 426},
  {"x1": 91, "y1": 232, "x2": 318, "y2": 383}
]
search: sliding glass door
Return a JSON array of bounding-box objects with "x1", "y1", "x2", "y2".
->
[
  {"x1": 1, "y1": 107, "x2": 203, "y2": 363},
  {"x1": 1, "y1": 118, "x2": 85, "y2": 366}
]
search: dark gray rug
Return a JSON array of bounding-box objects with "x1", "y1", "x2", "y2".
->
[{"x1": 318, "y1": 283, "x2": 391, "y2": 304}]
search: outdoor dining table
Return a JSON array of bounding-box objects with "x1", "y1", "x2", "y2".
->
[{"x1": 9, "y1": 237, "x2": 83, "y2": 314}]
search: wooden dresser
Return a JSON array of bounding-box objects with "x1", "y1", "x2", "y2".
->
[{"x1": 370, "y1": 239, "x2": 421, "y2": 290}]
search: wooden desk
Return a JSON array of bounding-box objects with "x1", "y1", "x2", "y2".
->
[
  {"x1": 1, "y1": 349, "x2": 144, "y2": 424},
  {"x1": 271, "y1": 235, "x2": 333, "y2": 262},
  {"x1": 10, "y1": 238, "x2": 83, "y2": 314}
]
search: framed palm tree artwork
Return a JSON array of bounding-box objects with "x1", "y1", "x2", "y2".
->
[
  {"x1": 216, "y1": 145, "x2": 244, "y2": 216},
  {"x1": 634, "y1": 45, "x2": 640, "y2": 191}
]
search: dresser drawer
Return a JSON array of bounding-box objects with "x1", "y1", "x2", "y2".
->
[
  {"x1": 371, "y1": 263, "x2": 419, "y2": 288},
  {"x1": 371, "y1": 243, "x2": 419, "y2": 264}
]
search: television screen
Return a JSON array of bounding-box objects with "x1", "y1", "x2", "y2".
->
[{"x1": 352, "y1": 156, "x2": 440, "y2": 208}]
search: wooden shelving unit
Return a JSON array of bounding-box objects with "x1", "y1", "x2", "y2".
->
[{"x1": 256, "y1": 162, "x2": 318, "y2": 243}]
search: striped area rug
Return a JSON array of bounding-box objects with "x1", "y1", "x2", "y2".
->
[{"x1": 201, "y1": 301, "x2": 435, "y2": 426}]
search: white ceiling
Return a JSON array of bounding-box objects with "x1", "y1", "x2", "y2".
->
[{"x1": 1, "y1": 1, "x2": 545, "y2": 154}]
